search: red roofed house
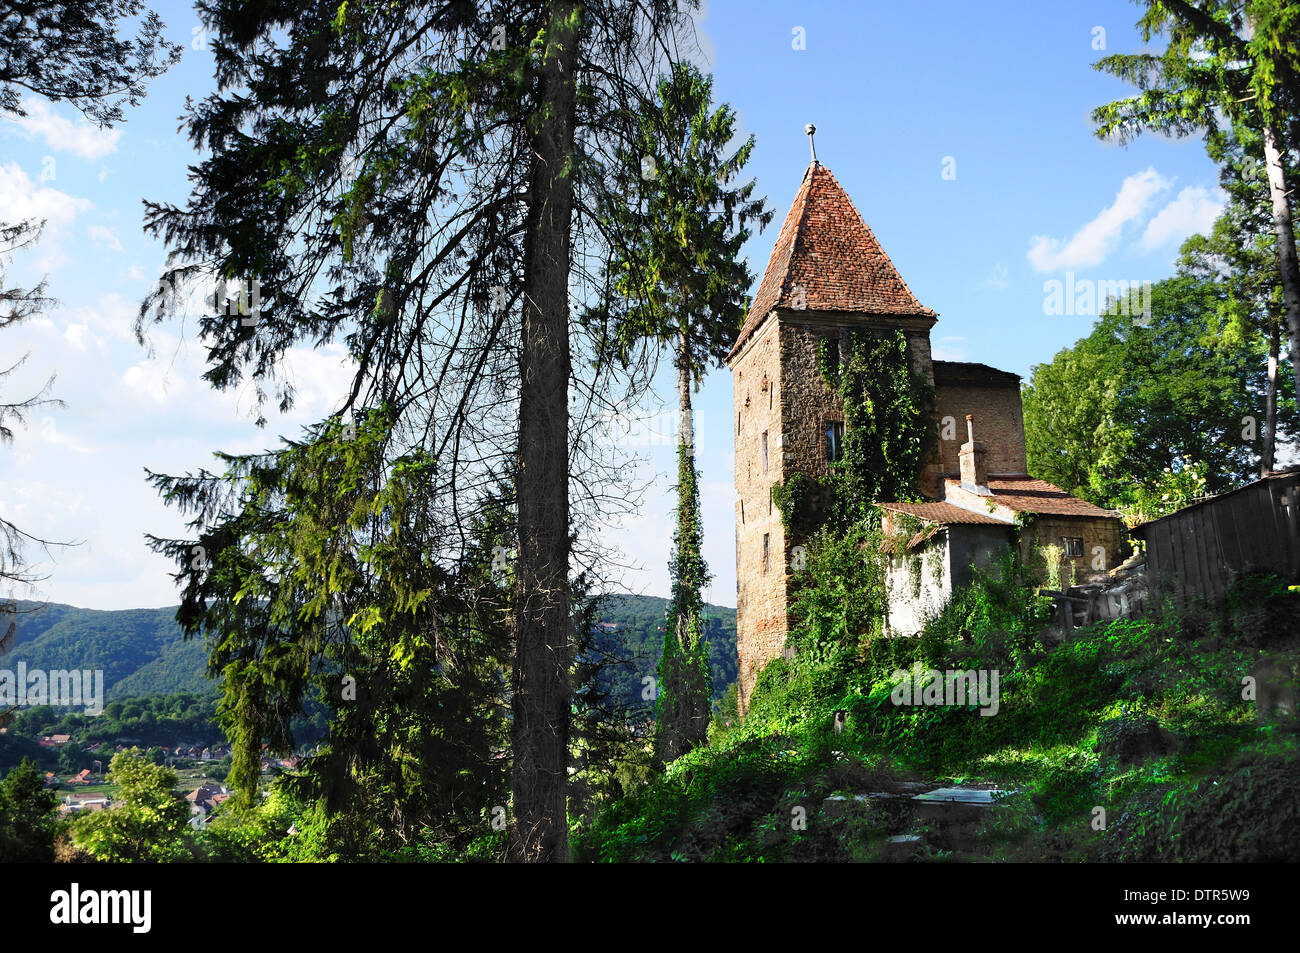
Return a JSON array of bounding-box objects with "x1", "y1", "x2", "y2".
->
[{"x1": 728, "y1": 146, "x2": 1126, "y2": 710}]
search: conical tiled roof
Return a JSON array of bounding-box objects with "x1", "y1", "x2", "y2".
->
[{"x1": 727, "y1": 163, "x2": 936, "y2": 362}]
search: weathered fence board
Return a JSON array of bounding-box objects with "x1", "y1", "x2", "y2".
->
[{"x1": 1132, "y1": 470, "x2": 1300, "y2": 603}]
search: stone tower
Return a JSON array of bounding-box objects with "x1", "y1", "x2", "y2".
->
[{"x1": 726, "y1": 160, "x2": 939, "y2": 713}]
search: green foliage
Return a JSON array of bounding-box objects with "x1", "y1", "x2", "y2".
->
[
  {"x1": 0, "y1": 757, "x2": 58, "y2": 861},
  {"x1": 1119, "y1": 460, "x2": 1210, "y2": 524},
  {"x1": 578, "y1": 546, "x2": 1300, "y2": 862},
  {"x1": 1023, "y1": 276, "x2": 1292, "y2": 507},
  {"x1": 1103, "y1": 750, "x2": 1300, "y2": 862},
  {"x1": 145, "y1": 410, "x2": 513, "y2": 858},
  {"x1": 785, "y1": 522, "x2": 888, "y2": 659},
  {"x1": 70, "y1": 749, "x2": 193, "y2": 862},
  {"x1": 582, "y1": 60, "x2": 770, "y2": 379},
  {"x1": 657, "y1": 444, "x2": 714, "y2": 762},
  {"x1": 2, "y1": 600, "x2": 218, "y2": 698},
  {"x1": 0, "y1": 691, "x2": 237, "y2": 776}
]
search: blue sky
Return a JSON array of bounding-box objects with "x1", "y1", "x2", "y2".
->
[{"x1": 0, "y1": 0, "x2": 1225, "y2": 610}]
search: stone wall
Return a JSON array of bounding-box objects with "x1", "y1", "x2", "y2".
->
[
  {"x1": 730, "y1": 310, "x2": 938, "y2": 712},
  {"x1": 934, "y1": 383, "x2": 1027, "y2": 477},
  {"x1": 732, "y1": 317, "x2": 788, "y2": 715},
  {"x1": 1020, "y1": 516, "x2": 1129, "y2": 584}
]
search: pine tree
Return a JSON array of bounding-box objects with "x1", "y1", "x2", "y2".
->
[
  {"x1": 139, "y1": 0, "x2": 710, "y2": 862},
  {"x1": 583, "y1": 62, "x2": 768, "y2": 758},
  {"x1": 655, "y1": 440, "x2": 713, "y2": 761}
]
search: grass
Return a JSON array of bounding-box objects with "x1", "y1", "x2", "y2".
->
[{"x1": 573, "y1": 569, "x2": 1300, "y2": 863}]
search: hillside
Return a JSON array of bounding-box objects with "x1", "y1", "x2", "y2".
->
[
  {"x1": 576, "y1": 567, "x2": 1300, "y2": 863},
  {"x1": 1, "y1": 594, "x2": 737, "y2": 706}
]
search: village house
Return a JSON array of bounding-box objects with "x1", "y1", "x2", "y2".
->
[
  {"x1": 728, "y1": 146, "x2": 1127, "y2": 712},
  {"x1": 186, "y1": 783, "x2": 231, "y2": 827},
  {"x1": 59, "y1": 793, "x2": 112, "y2": 816}
]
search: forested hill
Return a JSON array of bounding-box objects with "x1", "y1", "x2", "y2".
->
[
  {"x1": 3, "y1": 601, "x2": 214, "y2": 698},
  {"x1": 1, "y1": 595, "x2": 738, "y2": 705}
]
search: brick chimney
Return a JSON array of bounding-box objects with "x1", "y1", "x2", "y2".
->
[{"x1": 959, "y1": 414, "x2": 991, "y2": 494}]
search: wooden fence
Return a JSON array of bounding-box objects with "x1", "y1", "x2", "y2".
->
[{"x1": 1132, "y1": 469, "x2": 1300, "y2": 603}]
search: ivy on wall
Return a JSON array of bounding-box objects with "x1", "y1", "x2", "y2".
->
[{"x1": 774, "y1": 328, "x2": 935, "y2": 538}]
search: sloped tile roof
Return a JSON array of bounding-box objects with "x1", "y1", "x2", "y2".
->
[
  {"x1": 878, "y1": 502, "x2": 1011, "y2": 552},
  {"x1": 727, "y1": 163, "x2": 935, "y2": 362},
  {"x1": 945, "y1": 476, "x2": 1117, "y2": 518},
  {"x1": 877, "y1": 501, "x2": 1010, "y2": 525}
]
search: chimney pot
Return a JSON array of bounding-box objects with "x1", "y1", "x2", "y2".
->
[{"x1": 959, "y1": 415, "x2": 989, "y2": 492}]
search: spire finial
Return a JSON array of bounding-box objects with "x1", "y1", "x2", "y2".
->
[{"x1": 804, "y1": 123, "x2": 817, "y2": 165}]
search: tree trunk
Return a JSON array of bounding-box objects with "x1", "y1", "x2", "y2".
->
[
  {"x1": 677, "y1": 331, "x2": 693, "y2": 454},
  {"x1": 1260, "y1": 122, "x2": 1300, "y2": 420},
  {"x1": 510, "y1": 0, "x2": 579, "y2": 864},
  {"x1": 674, "y1": 330, "x2": 709, "y2": 748},
  {"x1": 1262, "y1": 316, "x2": 1279, "y2": 476}
]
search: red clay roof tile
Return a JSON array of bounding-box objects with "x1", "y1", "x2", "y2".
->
[
  {"x1": 945, "y1": 476, "x2": 1116, "y2": 518},
  {"x1": 727, "y1": 163, "x2": 935, "y2": 362},
  {"x1": 877, "y1": 501, "x2": 1010, "y2": 525}
]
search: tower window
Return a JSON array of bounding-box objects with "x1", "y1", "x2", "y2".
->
[
  {"x1": 761, "y1": 431, "x2": 769, "y2": 473},
  {"x1": 762, "y1": 533, "x2": 771, "y2": 574},
  {"x1": 826, "y1": 420, "x2": 845, "y2": 463},
  {"x1": 1063, "y1": 537, "x2": 1084, "y2": 558}
]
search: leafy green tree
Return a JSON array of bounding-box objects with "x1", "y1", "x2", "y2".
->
[
  {"x1": 1093, "y1": 0, "x2": 1300, "y2": 411},
  {"x1": 1179, "y1": 127, "x2": 1295, "y2": 472},
  {"x1": 70, "y1": 749, "x2": 192, "y2": 862},
  {"x1": 0, "y1": 757, "x2": 57, "y2": 861},
  {"x1": 1023, "y1": 276, "x2": 1294, "y2": 506}
]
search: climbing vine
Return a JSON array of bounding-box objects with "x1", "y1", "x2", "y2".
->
[
  {"x1": 656, "y1": 441, "x2": 712, "y2": 762},
  {"x1": 775, "y1": 328, "x2": 936, "y2": 538},
  {"x1": 883, "y1": 510, "x2": 928, "y2": 600}
]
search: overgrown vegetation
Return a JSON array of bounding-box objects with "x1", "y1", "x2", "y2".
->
[
  {"x1": 575, "y1": 558, "x2": 1300, "y2": 862},
  {"x1": 773, "y1": 329, "x2": 933, "y2": 538}
]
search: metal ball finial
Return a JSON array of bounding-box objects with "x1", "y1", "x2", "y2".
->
[{"x1": 804, "y1": 123, "x2": 818, "y2": 164}]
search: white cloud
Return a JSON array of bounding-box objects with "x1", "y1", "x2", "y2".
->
[
  {"x1": 5, "y1": 98, "x2": 121, "y2": 159},
  {"x1": 1142, "y1": 186, "x2": 1224, "y2": 251},
  {"x1": 0, "y1": 162, "x2": 91, "y2": 227},
  {"x1": 88, "y1": 224, "x2": 123, "y2": 251},
  {"x1": 1027, "y1": 167, "x2": 1172, "y2": 272},
  {"x1": 64, "y1": 323, "x2": 91, "y2": 351},
  {"x1": 0, "y1": 162, "x2": 92, "y2": 275}
]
